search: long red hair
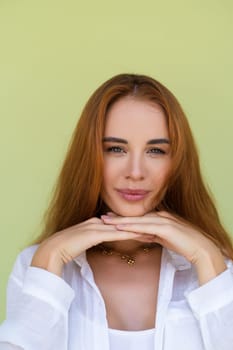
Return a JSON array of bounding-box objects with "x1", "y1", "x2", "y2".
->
[{"x1": 34, "y1": 74, "x2": 233, "y2": 258}]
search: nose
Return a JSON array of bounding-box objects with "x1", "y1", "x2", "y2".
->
[{"x1": 125, "y1": 154, "x2": 145, "y2": 181}]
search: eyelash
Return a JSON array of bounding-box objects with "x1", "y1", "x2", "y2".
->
[
  {"x1": 149, "y1": 148, "x2": 166, "y2": 155},
  {"x1": 105, "y1": 146, "x2": 166, "y2": 155},
  {"x1": 106, "y1": 146, "x2": 125, "y2": 153}
]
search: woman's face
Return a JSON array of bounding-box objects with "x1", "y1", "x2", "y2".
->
[{"x1": 101, "y1": 96, "x2": 171, "y2": 217}]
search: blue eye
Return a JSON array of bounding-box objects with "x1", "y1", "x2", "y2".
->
[
  {"x1": 106, "y1": 146, "x2": 125, "y2": 153},
  {"x1": 148, "y1": 148, "x2": 166, "y2": 155}
]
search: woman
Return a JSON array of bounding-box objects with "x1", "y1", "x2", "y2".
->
[{"x1": 0, "y1": 73, "x2": 233, "y2": 350}]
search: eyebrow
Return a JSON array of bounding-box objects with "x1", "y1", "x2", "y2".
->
[{"x1": 102, "y1": 137, "x2": 170, "y2": 145}]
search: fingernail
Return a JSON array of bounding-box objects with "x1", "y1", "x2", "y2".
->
[
  {"x1": 106, "y1": 211, "x2": 115, "y2": 216},
  {"x1": 101, "y1": 215, "x2": 111, "y2": 220}
]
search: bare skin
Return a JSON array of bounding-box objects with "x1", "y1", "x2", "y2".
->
[
  {"x1": 31, "y1": 98, "x2": 227, "y2": 331},
  {"x1": 87, "y1": 244, "x2": 162, "y2": 331},
  {"x1": 101, "y1": 211, "x2": 227, "y2": 286},
  {"x1": 31, "y1": 212, "x2": 226, "y2": 330},
  {"x1": 31, "y1": 218, "x2": 145, "y2": 277},
  {"x1": 31, "y1": 218, "x2": 161, "y2": 331}
]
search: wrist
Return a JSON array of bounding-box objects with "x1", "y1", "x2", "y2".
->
[
  {"x1": 31, "y1": 241, "x2": 65, "y2": 277},
  {"x1": 194, "y1": 247, "x2": 227, "y2": 286}
]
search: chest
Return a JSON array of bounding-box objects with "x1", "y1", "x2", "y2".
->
[
  {"x1": 89, "y1": 260, "x2": 160, "y2": 330},
  {"x1": 69, "y1": 254, "x2": 205, "y2": 350}
]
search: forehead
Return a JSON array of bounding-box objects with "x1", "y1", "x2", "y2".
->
[{"x1": 105, "y1": 97, "x2": 168, "y2": 138}]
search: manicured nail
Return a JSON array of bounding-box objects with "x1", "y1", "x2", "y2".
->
[
  {"x1": 101, "y1": 215, "x2": 111, "y2": 220},
  {"x1": 106, "y1": 211, "x2": 116, "y2": 217}
]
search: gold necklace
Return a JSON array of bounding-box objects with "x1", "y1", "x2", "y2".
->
[{"x1": 94, "y1": 243, "x2": 158, "y2": 266}]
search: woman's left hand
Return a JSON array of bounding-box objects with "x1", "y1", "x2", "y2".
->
[{"x1": 102, "y1": 211, "x2": 227, "y2": 285}]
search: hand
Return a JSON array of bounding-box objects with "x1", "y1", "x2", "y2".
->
[
  {"x1": 31, "y1": 217, "x2": 143, "y2": 276},
  {"x1": 102, "y1": 211, "x2": 227, "y2": 285}
]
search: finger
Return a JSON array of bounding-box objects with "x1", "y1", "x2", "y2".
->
[
  {"x1": 100, "y1": 230, "x2": 145, "y2": 242},
  {"x1": 132, "y1": 236, "x2": 160, "y2": 243},
  {"x1": 84, "y1": 224, "x2": 144, "y2": 246},
  {"x1": 101, "y1": 214, "x2": 165, "y2": 225},
  {"x1": 115, "y1": 224, "x2": 167, "y2": 247},
  {"x1": 143, "y1": 211, "x2": 159, "y2": 217},
  {"x1": 75, "y1": 217, "x2": 102, "y2": 228},
  {"x1": 116, "y1": 223, "x2": 163, "y2": 237},
  {"x1": 106, "y1": 211, "x2": 118, "y2": 217},
  {"x1": 146, "y1": 211, "x2": 190, "y2": 229},
  {"x1": 155, "y1": 211, "x2": 184, "y2": 224}
]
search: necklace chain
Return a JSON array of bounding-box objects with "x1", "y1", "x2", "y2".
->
[{"x1": 94, "y1": 243, "x2": 158, "y2": 266}]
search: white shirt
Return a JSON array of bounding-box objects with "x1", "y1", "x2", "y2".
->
[
  {"x1": 0, "y1": 245, "x2": 233, "y2": 350},
  {"x1": 108, "y1": 328, "x2": 155, "y2": 349}
]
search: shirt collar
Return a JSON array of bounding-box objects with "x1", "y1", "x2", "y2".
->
[
  {"x1": 74, "y1": 251, "x2": 87, "y2": 267},
  {"x1": 165, "y1": 249, "x2": 191, "y2": 271}
]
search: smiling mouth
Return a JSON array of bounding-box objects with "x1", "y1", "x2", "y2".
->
[{"x1": 116, "y1": 189, "x2": 150, "y2": 201}]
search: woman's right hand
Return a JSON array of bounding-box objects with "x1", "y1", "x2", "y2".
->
[{"x1": 31, "y1": 217, "x2": 141, "y2": 276}]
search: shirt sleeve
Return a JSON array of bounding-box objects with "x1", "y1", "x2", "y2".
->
[
  {"x1": 0, "y1": 343, "x2": 23, "y2": 350},
  {"x1": 185, "y1": 262, "x2": 233, "y2": 350},
  {"x1": 0, "y1": 248, "x2": 75, "y2": 350}
]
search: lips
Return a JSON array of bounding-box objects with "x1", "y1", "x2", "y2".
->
[
  {"x1": 118, "y1": 189, "x2": 149, "y2": 195},
  {"x1": 116, "y1": 189, "x2": 150, "y2": 201}
]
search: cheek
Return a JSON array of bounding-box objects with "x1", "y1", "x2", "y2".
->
[
  {"x1": 102, "y1": 168, "x2": 112, "y2": 190},
  {"x1": 151, "y1": 162, "x2": 171, "y2": 185},
  {"x1": 102, "y1": 160, "x2": 121, "y2": 188}
]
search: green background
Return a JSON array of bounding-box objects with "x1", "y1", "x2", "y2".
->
[{"x1": 0, "y1": 0, "x2": 232, "y2": 321}]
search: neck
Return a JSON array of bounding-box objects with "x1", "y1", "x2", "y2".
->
[{"x1": 100, "y1": 240, "x2": 153, "y2": 254}]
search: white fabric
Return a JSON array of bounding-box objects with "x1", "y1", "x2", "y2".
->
[
  {"x1": 0, "y1": 344, "x2": 22, "y2": 350},
  {"x1": 0, "y1": 245, "x2": 233, "y2": 350},
  {"x1": 108, "y1": 327, "x2": 155, "y2": 350}
]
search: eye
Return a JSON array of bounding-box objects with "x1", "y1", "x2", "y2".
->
[
  {"x1": 105, "y1": 146, "x2": 125, "y2": 153},
  {"x1": 147, "y1": 148, "x2": 166, "y2": 155}
]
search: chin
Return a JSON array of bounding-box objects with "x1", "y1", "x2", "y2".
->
[{"x1": 113, "y1": 206, "x2": 152, "y2": 217}]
